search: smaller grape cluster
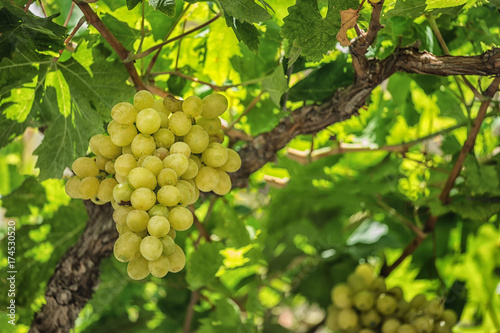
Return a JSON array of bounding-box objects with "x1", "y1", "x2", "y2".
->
[
  {"x1": 326, "y1": 264, "x2": 458, "y2": 333},
  {"x1": 65, "y1": 90, "x2": 241, "y2": 280}
]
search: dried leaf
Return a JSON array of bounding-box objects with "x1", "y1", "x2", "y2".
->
[{"x1": 336, "y1": 8, "x2": 359, "y2": 46}]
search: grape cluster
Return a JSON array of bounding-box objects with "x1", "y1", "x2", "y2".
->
[
  {"x1": 65, "y1": 90, "x2": 241, "y2": 280},
  {"x1": 326, "y1": 264, "x2": 458, "y2": 333}
]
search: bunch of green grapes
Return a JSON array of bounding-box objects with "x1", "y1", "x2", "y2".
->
[
  {"x1": 326, "y1": 264, "x2": 458, "y2": 333},
  {"x1": 65, "y1": 90, "x2": 241, "y2": 280}
]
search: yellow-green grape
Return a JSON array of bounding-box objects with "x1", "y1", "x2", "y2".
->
[
  {"x1": 136, "y1": 108, "x2": 161, "y2": 134},
  {"x1": 377, "y1": 293, "x2": 398, "y2": 315},
  {"x1": 154, "y1": 147, "x2": 170, "y2": 160},
  {"x1": 154, "y1": 128, "x2": 175, "y2": 149},
  {"x1": 181, "y1": 158, "x2": 199, "y2": 180},
  {"x1": 195, "y1": 166, "x2": 219, "y2": 192},
  {"x1": 360, "y1": 329, "x2": 376, "y2": 333},
  {"x1": 411, "y1": 316, "x2": 433, "y2": 333},
  {"x1": 168, "y1": 207, "x2": 193, "y2": 231},
  {"x1": 325, "y1": 305, "x2": 339, "y2": 330},
  {"x1": 382, "y1": 318, "x2": 401, "y2": 333},
  {"x1": 354, "y1": 290, "x2": 375, "y2": 311},
  {"x1": 65, "y1": 176, "x2": 81, "y2": 199},
  {"x1": 201, "y1": 93, "x2": 228, "y2": 119},
  {"x1": 98, "y1": 136, "x2": 122, "y2": 159},
  {"x1": 158, "y1": 111, "x2": 169, "y2": 128},
  {"x1": 134, "y1": 90, "x2": 154, "y2": 110},
  {"x1": 72, "y1": 157, "x2": 99, "y2": 178},
  {"x1": 424, "y1": 299, "x2": 444, "y2": 320},
  {"x1": 202, "y1": 143, "x2": 228, "y2": 168},
  {"x1": 116, "y1": 223, "x2": 132, "y2": 234},
  {"x1": 131, "y1": 133, "x2": 156, "y2": 158},
  {"x1": 410, "y1": 294, "x2": 427, "y2": 309},
  {"x1": 361, "y1": 308, "x2": 382, "y2": 328},
  {"x1": 167, "y1": 244, "x2": 185, "y2": 273},
  {"x1": 114, "y1": 154, "x2": 137, "y2": 177},
  {"x1": 78, "y1": 177, "x2": 100, "y2": 200},
  {"x1": 395, "y1": 299, "x2": 411, "y2": 318},
  {"x1": 163, "y1": 94, "x2": 183, "y2": 113},
  {"x1": 136, "y1": 155, "x2": 148, "y2": 167},
  {"x1": 111, "y1": 102, "x2": 138, "y2": 125},
  {"x1": 168, "y1": 111, "x2": 191, "y2": 136},
  {"x1": 354, "y1": 263, "x2": 375, "y2": 284},
  {"x1": 160, "y1": 235, "x2": 176, "y2": 255},
  {"x1": 441, "y1": 309, "x2": 457, "y2": 326},
  {"x1": 148, "y1": 255, "x2": 171, "y2": 278},
  {"x1": 175, "y1": 182, "x2": 192, "y2": 206},
  {"x1": 388, "y1": 286, "x2": 404, "y2": 300},
  {"x1": 140, "y1": 236, "x2": 163, "y2": 261},
  {"x1": 95, "y1": 155, "x2": 109, "y2": 170},
  {"x1": 219, "y1": 149, "x2": 241, "y2": 173},
  {"x1": 182, "y1": 95, "x2": 203, "y2": 118},
  {"x1": 213, "y1": 169, "x2": 231, "y2": 196},
  {"x1": 127, "y1": 255, "x2": 150, "y2": 280},
  {"x1": 183, "y1": 124, "x2": 209, "y2": 154},
  {"x1": 191, "y1": 154, "x2": 202, "y2": 169},
  {"x1": 157, "y1": 168, "x2": 178, "y2": 187},
  {"x1": 170, "y1": 141, "x2": 191, "y2": 158},
  {"x1": 163, "y1": 153, "x2": 189, "y2": 177},
  {"x1": 97, "y1": 178, "x2": 118, "y2": 202},
  {"x1": 152, "y1": 98, "x2": 169, "y2": 115},
  {"x1": 370, "y1": 276, "x2": 387, "y2": 294},
  {"x1": 113, "y1": 232, "x2": 142, "y2": 262},
  {"x1": 196, "y1": 116, "x2": 221, "y2": 135},
  {"x1": 177, "y1": 180, "x2": 195, "y2": 201},
  {"x1": 89, "y1": 134, "x2": 106, "y2": 155},
  {"x1": 130, "y1": 188, "x2": 156, "y2": 211},
  {"x1": 157, "y1": 185, "x2": 181, "y2": 207},
  {"x1": 142, "y1": 156, "x2": 163, "y2": 177},
  {"x1": 209, "y1": 129, "x2": 225, "y2": 143},
  {"x1": 122, "y1": 144, "x2": 133, "y2": 155},
  {"x1": 113, "y1": 205, "x2": 134, "y2": 225},
  {"x1": 337, "y1": 308, "x2": 358, "y2": 331},
  {"x1": 108, "y1": 122, "x2": 137, "y2": 147},
  {"x1": 104, "y1": 160, "x2": 115, "y2": 174},
  {"x1": 397, "y1": 324, "x2": 417, "y2": 333},
  {"x1": 126, "y1": 209, "x2": 149, "y2": 232},
  {"x1": 167, "y1": 227, "x2": 176, "y2": 240},
  {"x1": 433, "y1": 321, "x2": 451, "y2": 333},
  {"x1": 113, "y1": 182, "x2": 134, "y2": 204},
  {"x1": 147, "y1": 215, "x2": 170, "y2": 238},
  {"x1": 347, "y1": 272, "x2": 369, "y2": 292},
  {"x1": 331, "y1": 283, "x2": 353, "y2": 309},
  {"x1": 148, "y1": 204, "x2": 169, "y2": 218},
  {"x1": 127, "y1": 167, "x2": 157, "y2": 190}
]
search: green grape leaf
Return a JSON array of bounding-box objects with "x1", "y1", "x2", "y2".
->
[
  {"x1": 0, "y1": 0, "x2": 66, "y2": 60},
  {"x1": 224, "y1": 13, "x2": 260, "y2": 53},
  {"x1": 262, "y1": 65, "x2": 288, "y2": 106},
  {"x1": 219, "y1": 0, "x2": 272, "y2": 23},
  {"x1": 463, "y1": 156, "x2": 500, "y2": 195},
  {"x1": 101, "y1": 14, "x2": 141, "y2": 51},
  {"x1": 186, "y1": 242, "x2": 224, "y2": 290},
  {"x1": 281, "y1": 0, "x2": 359, "y2": 62},
  {"x1": 426, "y1": 0, "x2": 469, "y2": 10},
  {"x1": 385, "y1": 0, "x2": 428, "y2": 18},
  {"x1": 127, "y1": 0, "x2": 142, "y2": 10},
  {"x1": 148, "y1": 0, "x2": 176, "y2": 17},
  {"x1": 2, "y1": 177, "x2": 46, "y2": 217},
  {"x1": 288, "y1": 54, "x2": 353, "y2": 102},
  {"x1": 488, "y1": 0, "x2": 500, "y2": 7}
]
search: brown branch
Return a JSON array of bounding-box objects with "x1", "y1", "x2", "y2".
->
[
  {"x1": 439, "y1": 77, "x2": 500, "y2": 203},
  {"x1": 74, "y1": 1, "x2": 146, "y2": 90},
  {"x1": 63, "y1": 3, "x2": 75, "y2": 27},
  {"x1": 29, "y1": 202, "x2": 117, "y2": 333},
  {"x1": 182, "y1": 290, "x2": 200, "y2": 333}
]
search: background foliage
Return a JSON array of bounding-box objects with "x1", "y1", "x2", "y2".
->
[{"x1": 1, "y1": 0, "x2": 500, "y2": 332}]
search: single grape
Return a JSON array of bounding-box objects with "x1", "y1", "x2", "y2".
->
[
  {"x1": 397, "y1": 324, "x2": 417, "y2": 333},
  {"x1": 388, "y1": 286, "x2": 404, "y2": 300},
  {"x1": 153, "y1": 128, "x2": 175, "y2": 149},
  {"x1": 158, "y1": 111, "x2": 169, "y2": 128},
  {"x1": 154, "y1": 147, "x2": 170, "y2": 160},
  {"x1": 157, "y1": 185, "x2": 181, "y2": 207},
  {"x1": 116, "y1": 223, "x2": 133, "y2": 235},
  {"x1": 354, "y1": 289, "x2": 375, "y2": 311},
  {"x1": 213, "y1": 169, "x2": 231, "y2": 195},
  {"x1": 201, "y1": 143, "x2": 228, "y2": 168},
  {"x1": 148, "y1": 255, "x2": 171, "y2": 278},
  {"x1": 111, "y1": 102, "x2": 138, "y2": 125},
  {"x1": 126, "y1": 209, "x2": 149, "y2": 232},
  {"x1": 331, "y1": 283, "x2": 353, "y2": 309},
  {"x1": 163, "y1": 153, "x2": 189, "y2": 177},
  {"x1": 104, "y1": 160, "x2": 115, "y2": 174},
  {"x1": 127, "y1": 255, "x2": 150, "y2": 280},
  {"x1": 160, "y1": 235, "x2": 176, "y2": 255},
  {"x1": 201, "y1": 93, "x2": 228, "y2": 119},
  {"x1": 140, "y1": 236, "x2": 163, "y2": 261},
  {"x1": 441, "y1": 309, "x2": 457, "y2": 326},
  {"x1": 183, "y1": 124, "x2": 209, "y2": 154},
  {"x1": 109, "y1": 122, "x2": 137, "y2": 146},
  {"x1": 219, "y1": 148, "x2": 241, "y2": 173},
  {"x1": 79, "y1": 177, "x2": 100, "y2": 200},
  {"x1": 196, "y1": 116, "x2": 221, "y2": 135},
  {"x1": 361, "y1": 308, "x2": 381, "y2": 328},
  {"x1": 72, "y1": 157, "x2": 99, "y2": 178},
  {"x1": 411, "y1": 316, "x2": 434, "y2": 333},
  {"x1": 114, "y1": 154, "x2": 137, "y2": 177},
  {"x1": 142, "y1": 155, "x2": 163, "y2": 176},
  {"x1": 130, "y1": 188, "x2": 156, "y2": 211},
  {"x1": 181, "y1": 158, "x2": 199, "y2": 180},
  {"x1": 97, "y1": 177, "x2": 118, "y2": 202},
  {"x1": 157, "y1": 168, "x2": 178, "y2": 187},
  {"x1": 113, "y1": 205, "x2": 134, "y2": 225},
  {"x1": 382, "y1": 318, "x2": 401, "y2": 333},
  {"x1": 370, "y1": 276, "x2": 387, "y2": 294},
  {"x1": 148, "y1": 204, "x2": 169, "y2": 218},
  {"x1": 347, "y1": 272, "x2": 369, "y2": 292},
  {"x1": 209, "y1": 129, "x2": 225, "y2": 143},
  {"x1": 89, "y1": 134, "x2": 106, "y2": 155},
  {"x1": 182, "y1": 95, "x2": 203, "y2": 118},
  {"x1": 128, "y1": 167, "x2": 157, "y2": 190},
  {"x1": 167, "y1": 244, "x2": 185, "y2": 273},
  {"x1": 168, "y1": 207, "x2": 193, "y2": 231},
  {"x1": 337, "y1": 308, "x2": 358, "y2": 331},
  {"x1": 113, "y1": 232, "x2": 142, "y2": 262},
  {"x1": 424, "y1": 299, "x2": 444, "y2": 319},
  {"x1": 131, "y1": 133, "x2": 156, "y2": 158},
  {"x1": 147, "y1": 215, "x2": 170, "y2": 238},
  {"x1": 170, "y1": 141, "x2": 191, "y2": 158},
  {"x1": 134, "y1": 90, "x2": 154, "y2": 110},
  {"x1": 355, "y1": 263, "x2": 375, "y2": 285},
  {"x1": 65, "y1": 176, "x2": 81, "y2": 199},
  {"x1": 113, "y1": 182, "x2": 134, "y2": 204},
  {"x1": 98, "y1": 136, "x2": 122, "y2": 159},
  {"x1": 195, "y1": 166, "x2": 219, "y2": 192},
  {"x1": 136, "y1": 108, "x2": 161, "y2": 134},
  {"x1": 377, "y1": 293, "x2": 398, "y2": 315},
  {"x1": 432, "y1": 321, "x2": 451, "y2": 333},
  {"x1": 410, "y1": 294, "x2": 427, "y2": 309},
  {"x1": 168, "y1": 111, "x2": 191, "y2": 136}
]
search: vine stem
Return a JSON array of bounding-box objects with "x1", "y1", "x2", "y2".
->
[
  {"x1": 226, "y1": 92, "x2": 263, "y2": 131},
  {"x1": 127, "y1": 13, "x2": 222, "y2": 62},
  {"x1": 74, "y1": 1, "x2": 146, "y2": 90},
  {"x1": 63, "y1": 3, "x2": 75, "y2": 27},
  {"x1": 151, "y1": 71, "x2": 264, "y2": 91},
  {"x1": 182, "y1": 290, "x2": 200, "y2": 333}
]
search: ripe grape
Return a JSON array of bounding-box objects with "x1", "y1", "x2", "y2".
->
[
  {"x1": 127, "y1": 255, "x2": 150, "y2": 280},
  {"x1": 183, "y1": 125, "x2": 209, "y2": 154},
  {"x1": 170, "y1": 141, "x2": 191, "y2": 158},
  {"x1": 201, "y1": 142, "x2": 228, "y2": 168},
  {"x1": 153, "y1": 147, "x2": 170, "y2": 160},
  {"x1": 148, "y1": 204, "x2": 169, "y2": 218},
  {"x1": 160, "y1": 235, "x2": 176, "y2": 255},
  {"x1": 126, "y1": 209, "x2": 149, "y2": 232},
  {"x1": 181, "y1": 158, "x2": 199, "y2": 180},
  {"x1": 213, "y1": 169, "x2": 231, "y2": 196},
  {"x1": 130, "y1": 188, "x2": 156, "y2": 211},
  {"x1": 128, "y1": 167, "x2": 157, "y2": 190},
  {"x1": 65, "y1": 176, "x2": 81, "y2": 199},
  {"x1": 163, "y1": 94, "x2": 183, "y2": 112},
  {"x1": 148, "y1": 255, "x2": 171, "y2": 278},
  {"x1": 95, "y1": 155, "x2": 109, "y2": 170},
  {"x1": 154, "y1": 128, "x2": 175, "y2": 149},
  {"x1": 157, "y1": 185, "x2": 181, "y2": 207},
  {"x1": 72, "y1": 157, "x2": 99, "y2": 178},
  {"x1": 163, "y1": 153, "x2": 189, "y2": 177},
  {"x1": 168, "y1": 207, "x2": 193, "y2": 231},
  {"x1": 182, "y1": 95, "x2": 203, "y2": 118},
  {"x1": 354, "y1": 290, "x2": 375, "y2": 311},
  {"x1": 140, "y1": 236, "x2": 163, "y2": 261},
  {"x1": 377, "y1": 293, "x2": 398, "y2": 315},
  {"x1": 331, "y1": 283, "x2": 353, "y2": 309},
  {"x1": 382, "y1": 318, "x2": 401, "y2": 333},
  {"x1": 97, "y1": 177, "x2": 118, "y2": 202},
  {"x1": 114, "y1": 232, "x2": 141, "y2": 262},
  {"x1": 111, "y1": 102, "x2": 138, "y2": 125},
  {"x1": 196, "y1": 116, "x2": 221, "y2": 135},
  {"x1": 337, "y1": 309, "x2": 358, "y2": 331},
  {"x1": 152, "y1": 98, "x2": 169, "y2": 115},
  {"x1": 147, "y1": 215, "x2": 170, "y2": 238},
  {"x1": 441, "y1": 309, "x2": 457, "y2": 326},
  {"x1": 157, "y1": 168, "x2": 178, "y2": 187},
  {"x1": 108, "y1": 121, "x2": 137, "y2": 146},
  {"x1": 136, "y1": 108, "x2": 161, "y2": 134},
  {"x1": 114, "y1": 154, "x2": 137, "y2": 177},
  {"x1": 133, "y1": 90, "x2": 154, "y2": 110},
  {"x1": 89, "y1": 134, "x2": 106, "y2": 155},
  {"x1": 79, "y1": 177, "x2": 100, "y2": 199},
  {"x1": 142, "y1": 156, "x2": 163, "y2": 176},
  {"x1": 168, "y1": 111, "x2": 191, "y2": 136},
  {"x1": 219, "y1": 148, "x2": 242, "y2": 173},
  {"x1": 201, "y1": 93, "x2": 228, "y2": 119},
  {"x1": 166, "y1": 244, "x2": 185, "y2": 273},
  {"x1": 113, "y1": 182, "x2": 134, "y2": 204},
  {"x1": 98, "y1": 136, "x2": 122, "y2": 159},
  {"x1": 361, "y1": 308, "x2": 381, "y2": 328},
  {"x1": 104, "y1": 160, "x2": 115, "y2": 174},
  {"x1": 195, "y1": 166, "x2": 219, "y2": 192},
  {"x1": 397, "y1": 324, "x2": 417, "y2": 333},
  {"x1": 131, "y1": 133, "x2": 156, "y2": 158}
]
